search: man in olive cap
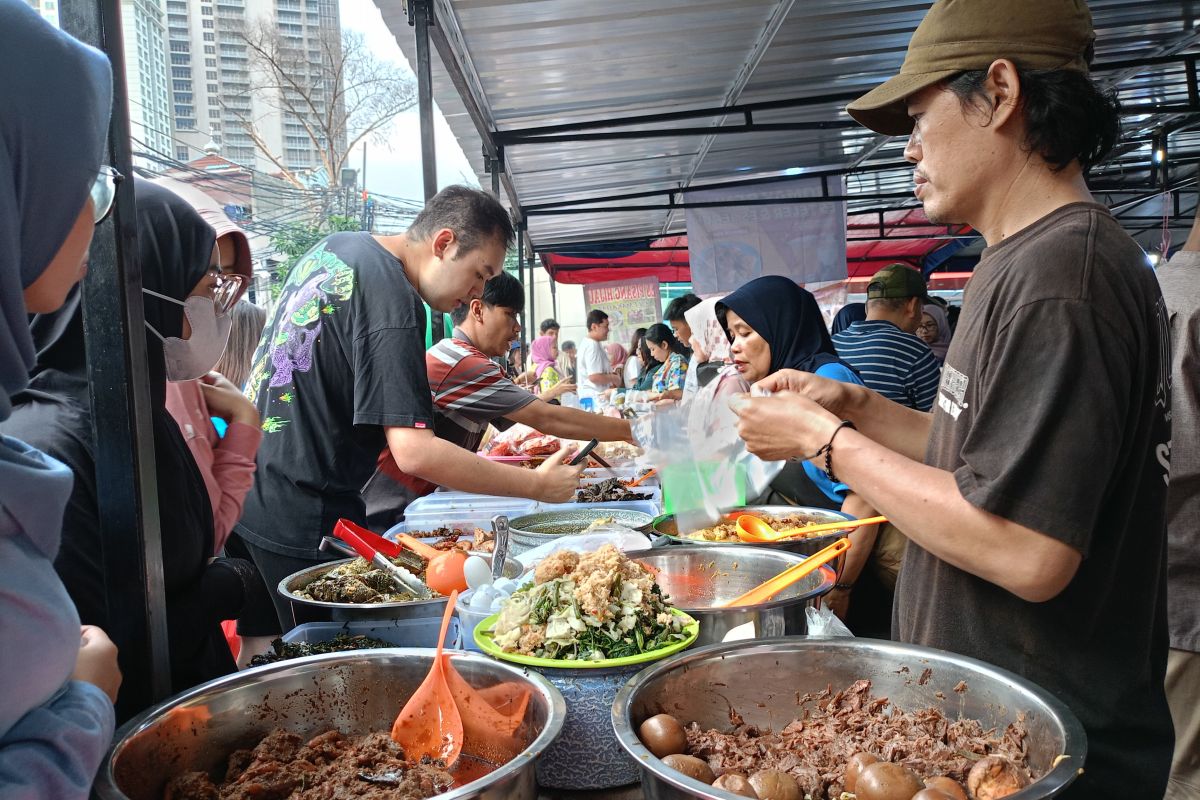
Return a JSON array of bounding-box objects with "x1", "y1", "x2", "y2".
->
[
  {"x1": 733, "y1": 0, "x2": 1174, "y2": 794},
  {"x1": 832, "y1": 263, "x2": 941, "y2": 411}
]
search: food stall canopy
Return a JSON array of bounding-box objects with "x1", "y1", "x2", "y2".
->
[
  {"x1": 542, "y1": 209, "x2": 971, "y2": 284},
  {"x1": 377, "y1": 0, "x2": 1200, "y2": 259},
  {"x1": 543, "y1": 236, "x2": 690, "y2": 285}
]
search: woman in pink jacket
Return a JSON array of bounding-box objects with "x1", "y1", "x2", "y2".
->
[{"x1": 153, "y1": 176, "x2": 263, "y2": 555}]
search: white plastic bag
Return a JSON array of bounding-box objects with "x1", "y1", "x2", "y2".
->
[
  {"x1": 805, "y1": 605, "x2": 854, "y2": 637},
  {"x1": 513, "y1": 528, "x2": 652, "y2": 576},
  {"x1": 633, "y1": 388, "x2": 783, "y2": 532}
]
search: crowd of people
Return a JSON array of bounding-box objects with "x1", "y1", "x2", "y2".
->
[{"x1": 1, "y1": 0, "x2": 1198, "y2": 797}]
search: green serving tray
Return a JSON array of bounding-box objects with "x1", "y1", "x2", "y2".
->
[{"x1": 473, "y1": 608, "x2": 699, "y2": 669}]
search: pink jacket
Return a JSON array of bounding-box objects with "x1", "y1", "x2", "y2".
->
[{"x1": 165, "y1": 381, "x2": 262, "y2": 554}]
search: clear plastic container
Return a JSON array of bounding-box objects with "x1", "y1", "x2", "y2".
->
[
  {"x1": 395, "y1": 492, "x2": 536, "y2": 535},
  {"x1": 282, "y1": 617, "x2": 462, "y2": 650}
]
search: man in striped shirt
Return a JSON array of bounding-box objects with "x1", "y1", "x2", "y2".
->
[
  {"x1": 362, "y1": 272, "x2": 631, "y2": 525},
  {"x1": 832, "y1": 263, "x2": 941, "y2": 411}
]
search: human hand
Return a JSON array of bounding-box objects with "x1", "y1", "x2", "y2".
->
[
  {"x1": 545, "y1": 381, "x2": 576, "y2": 400},
  {"x1": 72, "y1": 625, "x2": 122, "y2": 703},
  {"x1": 200, "y1": 371, "x2": 259, "y2": 426},
  {"x1": 533, "y1": 445, "x2": 586, "y2": 502},
  {"x1": 824, "y1": 588, "x2": 851, "y2": 621},
  {"x1": 729, "y1": 392, "x2": 841, "y2": 462},
  {"x1": 752, "y1": 369, "x2": 859, "y2": 419}
]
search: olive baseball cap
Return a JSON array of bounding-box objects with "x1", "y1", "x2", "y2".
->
[
  {"x1": 846, "y1": 0, "x2": 1095, "y2": 136},
  {"x1": 867, "y1": 264, "x2": 930, "y2": 302}
]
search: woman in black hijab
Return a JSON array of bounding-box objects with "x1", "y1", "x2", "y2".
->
[
  {"x1": 704, "y1": 277, "x2": 888, "y2": 635},
  {"x1": 1, "y1": 180, "x2": 249, "y2": 719}
]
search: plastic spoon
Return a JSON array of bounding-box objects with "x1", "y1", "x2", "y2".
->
[
  {"x1": 392, "y1": 532, "x2": 470, "y2": 596},
  {"x1": 625, "y1": 468, "x2": 657, "y2": 488},
  {"x1": 718, "y1": 538, "x2": 851, "y2": 607},
  {"x1": 736, "y1": 513, "x2": 888, "y2": 543},
  {"x1": 391, "y1": 589, "x2": 463, "y2": 765}
]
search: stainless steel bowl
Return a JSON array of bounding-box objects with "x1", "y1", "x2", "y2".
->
[
  {"x1": 652, "y1": 505, "x2": 853, "y2": 559},
  {"x1": 628, "y1": 546, "x2": 835, "y2": 646},
  {"x1": 278, "y1": 557, "x2": 522, "y2": 624},
  {"x1": 508, "y1": 508, "x2": 654, "y2": 556},
  {"x1": 612, "y1": 638, "x2": 1086, "y2": 800},
  {"x1": 95, "y1": 649, "x2": 565, "y2": 800}
]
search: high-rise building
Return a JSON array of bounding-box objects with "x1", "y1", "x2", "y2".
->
[
  {"x1": 24, "y1": 0, "x2": 59, "y2": 27},
  {"x1": 122, "y1": 0, "x2": 176, "y2": 164},
  {"x1": 165, "y1": 0, "x2": 342, "y2": 174}
]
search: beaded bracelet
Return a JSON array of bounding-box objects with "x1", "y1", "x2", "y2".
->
[{"x1": 814, "y1": 419, "x2": 857, "y2": 484}]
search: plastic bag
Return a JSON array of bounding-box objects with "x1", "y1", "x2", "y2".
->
[
  {"x1": 513, "y1": 528, "x2": 653, "y2": 575},
  {"x1": 633, "y1": 376, "x2": 783, "y2": 533},
  {"x1": 805, "y1": 605, "x2": 854, "y2": 637}
]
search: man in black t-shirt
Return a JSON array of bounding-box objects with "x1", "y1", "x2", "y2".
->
[
  {"x1": 731, "y1": 1, "x2": 1173, "y2": 795},
  {"x1": 230, "y1": 187, "x2": 583, "y2": 638}
]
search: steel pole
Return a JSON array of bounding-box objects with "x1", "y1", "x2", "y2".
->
[
  {"x1": 517, "y1": 225, "x2": 527, "y2": 356},
  {"x1": 60, "y1": 0, "x2": 172, "y2": 708},
  {"x1": 412, "y1": 0, "x2": 443, "y2": 339}
]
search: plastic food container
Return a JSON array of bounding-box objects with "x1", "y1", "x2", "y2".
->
[{"x1": 281, "y1": 617, "x2": 463, "y2": 650}]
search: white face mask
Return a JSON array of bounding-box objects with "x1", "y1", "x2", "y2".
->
[{"x1": 143, "y1": 289, "x2": 233, "y2": 381}]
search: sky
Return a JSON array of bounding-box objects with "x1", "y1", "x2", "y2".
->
[{"x1": 338, "y1": 0, "x2": 479, "y2": 203}]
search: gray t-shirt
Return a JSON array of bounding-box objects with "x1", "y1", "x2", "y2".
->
[
  {"x1": 895, "y1": 203, "x2": 1173, "y2": 797},
  {"x1": 1157, "y1": 251, "x2": 1200, "y2": 652}
]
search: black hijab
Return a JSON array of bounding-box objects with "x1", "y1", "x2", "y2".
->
[
  {"x1": 831, "y1": 302, "x2": 866, "y2": 335},
  {"x1": 1, "y1": 179, "x2": 227, "y2": 715},
  {"x1": 717, "y1": 276, "x2": 848, "y2": 375}
]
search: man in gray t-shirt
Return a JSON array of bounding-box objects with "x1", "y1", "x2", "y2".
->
[
  {"x1": 731, "y1": 1, "x2": 1174, "y2": 794},
  {"x1": 1158, "y1": 203, "x2": 1200, "y2": 799}
]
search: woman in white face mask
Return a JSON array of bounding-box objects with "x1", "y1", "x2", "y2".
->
[
  {"x1": 151, "y1": 176, "x2": 262, "y2": 560},
  {"x1": 3, "y1": 179, "x2": 254, "y2": 716}
]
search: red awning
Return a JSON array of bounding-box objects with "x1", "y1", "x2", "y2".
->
[
  {"x1": 541, "y1": 236, "x2": 691, "y2": 285},
  {"x1": 540, "y1": 212, "x2": 972, "y2": 284}
]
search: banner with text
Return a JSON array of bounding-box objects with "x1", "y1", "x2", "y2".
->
[
  {"x1": 583, "y1": 276, "x2": 662, "y2": 348},
  {"x1": 684, "y1": 178, "x2": 847, "y2": 294}
]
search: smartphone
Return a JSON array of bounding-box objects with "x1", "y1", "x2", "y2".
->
[{"x1": 569, "y1": 438, "x2": 600, "y2": 466}]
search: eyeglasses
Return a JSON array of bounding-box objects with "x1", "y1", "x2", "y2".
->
[
  {"x1": 208, "y1": 269, "x2": 246, "y2": 315},
  {"x1": 91, "y1": 166, "x2": 124, "y2": 225},
  {"x1": 917, "y1": 321, "x2": 939, "y2": 332}
]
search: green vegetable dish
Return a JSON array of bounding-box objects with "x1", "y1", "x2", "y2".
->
[{"x1": 490, "y1": 544, "x2": 689, "y2": 662}]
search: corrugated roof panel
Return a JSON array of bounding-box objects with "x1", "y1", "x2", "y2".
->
[{"x1": 378, "y1": 0, "x2": 1200, "y2": 250}]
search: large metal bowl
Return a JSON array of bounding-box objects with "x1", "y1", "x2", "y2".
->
[
  {"x1": 94, "y1": 649, "x2": 565, "y2": 800},
  {"x1": 652, "y1": 505, "x2": 854, "y2": 559},
  {"x1": 278, "y1": 557, "x2": 522, "y2": 624},
  {"x1": 612, "y1": 638, "x2": 1086, "y2": 800},
  {"x1": 628, "y1": 546, "x2": 835, "y2": 646},
  {"x1": 507, "y1": 508, "x2": 654, "y2": 556}
]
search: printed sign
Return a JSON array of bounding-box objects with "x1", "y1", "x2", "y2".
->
[{"x1": 583, "y1": 276, "x2": 662, "y2": 346}]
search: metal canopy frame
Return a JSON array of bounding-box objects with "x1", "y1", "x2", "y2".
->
[
  {"x1": 60, "y1": 0, "x2": 172, "y2": 709},
  {"x1": 376, "y1": 0, "x2": 1200, "y2": 259}
]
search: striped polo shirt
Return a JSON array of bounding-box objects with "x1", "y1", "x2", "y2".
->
[
  {"x1": 831, "y1": 320, "x2": 941, "y2": 411},
  {"x1": 378, "y1": 328, "x2": 537, "y2": 495}
]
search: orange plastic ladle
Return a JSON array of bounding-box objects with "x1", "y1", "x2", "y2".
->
[
  {"x1": 391, "y1": 589, "x2": 464, "y2": 766},
  {"x1": 393, "y1": 533, "x2": 469, "y2": 596},
  {"x1": 735, "y1": 514, "x2": 888, "y2": 543},
  {"x1": 718, "y1": 537, "x2": 851, "y2": 607}
]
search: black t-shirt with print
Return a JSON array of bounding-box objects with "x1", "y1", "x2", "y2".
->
[
  {"x1": 237, "y1": 232, "x2": 434, "y2": 559},
  {"x1": 895, "y1": 204, "x2": 1174, "y2": 797}
]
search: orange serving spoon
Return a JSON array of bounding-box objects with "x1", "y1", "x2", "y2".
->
[
  {"x1": 735, "y1": 514, "x2": 888, "y2": 543},
  {"x1": 718, "y1": 538, "x2": 851, "y2": 607},
  {"x1": 391, "y1": 589, "x2": 464, "y2": 766},
  {"x1": 393, "y1": 532, "x2": 470, "y2": 596},
  {"x1": 625, "y1": 468, "x2": 657, "y2": 488}
]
